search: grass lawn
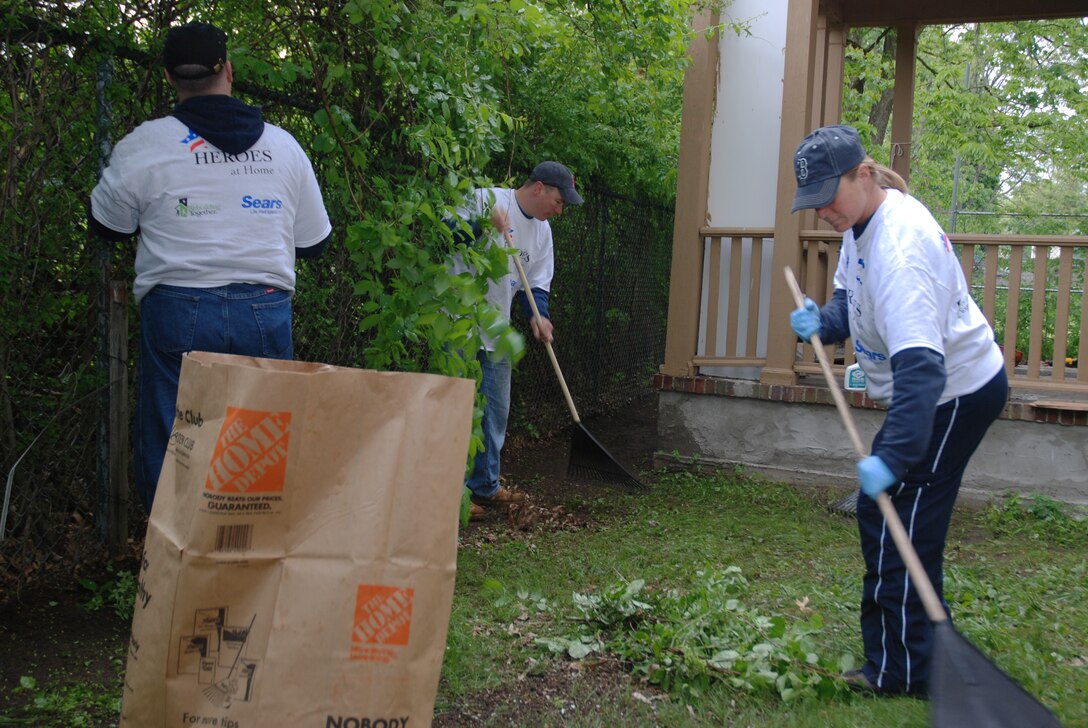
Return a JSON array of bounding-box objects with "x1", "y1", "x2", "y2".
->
[
  {"x1": 3, "y1": 467, "x2": 1084, "y2": 727},
  {"x1": 437, "y1": 468, "x2": 1088, "y2": 727}
]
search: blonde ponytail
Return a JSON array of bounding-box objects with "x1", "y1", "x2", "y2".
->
[{"x1": 863, "y1": 156, "x2": 908, "y2": 194}]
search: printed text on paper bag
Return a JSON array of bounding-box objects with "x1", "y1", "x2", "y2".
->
[
  {"x1": 205, "y1": 408, "x2": 291, "y2": 494},
  {"x1": 352, "y1": 585, "x2": 414, "y2": 662}
]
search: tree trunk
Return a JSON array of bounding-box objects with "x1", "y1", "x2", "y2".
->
[{"x1": 868, "y1": 30, "x2": 897, "y2": 147}]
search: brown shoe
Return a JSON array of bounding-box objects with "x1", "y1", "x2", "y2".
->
[
  {"x1": 468, "y1": 503, "x2": 488, "y2": 521},
  {"x1": 470, "y1": 485, "x2": 527, "y2": 507}
]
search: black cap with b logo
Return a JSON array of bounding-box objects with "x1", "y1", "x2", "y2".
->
[{"x1": 791, "y1": 125, "x2": 866, "y2": 212}]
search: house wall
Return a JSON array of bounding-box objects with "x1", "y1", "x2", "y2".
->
[
  {"x1": 706, "y1": 0, "x2": 788, "y2": 228},
  {"x1": 698, "y1": 0, "x2": 788, "y2": 379},
  {"x1": 654, "y1": 377, "x2": 1088, "y2": 507}
]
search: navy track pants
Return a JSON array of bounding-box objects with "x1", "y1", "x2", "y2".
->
[{"x1": 855, "y1": 367, "x2": 1008, "y2": 695}]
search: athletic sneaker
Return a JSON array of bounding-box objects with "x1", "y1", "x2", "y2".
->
[{"x1": 842, "y1": 669, "x2": 877, "y2": 693}]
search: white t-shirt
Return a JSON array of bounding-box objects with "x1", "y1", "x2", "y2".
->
[
  {"x1": 833, "y1": 189, "x2": 1003, "y2": 404},
  {"x1": 91, "y1": 116, "x2": 332, "y2": 302},
  {"x1": 450, "y1": 187, "x2": 555, "y2": 351}
]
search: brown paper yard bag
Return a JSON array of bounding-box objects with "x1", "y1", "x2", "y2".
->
[{"x1": 121, "y1": 351, "x2": 474, "y2": 727}]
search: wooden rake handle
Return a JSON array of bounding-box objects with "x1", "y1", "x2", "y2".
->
[
  {"x1": 502, "y1": 229, "x2": 581, "y2": 424},
  {"x1": 782, "y1": 266, "x2": 947, "y2": 623}
]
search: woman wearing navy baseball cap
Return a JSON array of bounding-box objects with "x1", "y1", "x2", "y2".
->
[{"x1": 788, "y1": 124, "x2": 1007, "y2": 696}]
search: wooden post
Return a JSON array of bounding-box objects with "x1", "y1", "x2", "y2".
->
[
  {"x1": 108, "y1": 281, "x2": 129, "y2": 553},
  {"x1": 95, "y1": 57, "x2": 116, "y2": 546},
  {"x1": 762, "y1": 0, "x2": 821, "y2": 385},
  {"x1": 660, "y1": 8, "x2": 719, "y2": 377},
  {"x1": 890, "y1": 23, "x2": 918, "y2": 184}
]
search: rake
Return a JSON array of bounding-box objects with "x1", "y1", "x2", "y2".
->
[
  {"x1": 826, "y1": 489, "x2": 859, "y2": 515},
  {"x1": 784, "y1": 266, "x2": 1060, "y2": 726},
  {"x1": 503, "y1": 229, "x2": 646, "y2": 491},
  {"x1": 203, "y1": 612, "x2": 256, "y2": 708}
]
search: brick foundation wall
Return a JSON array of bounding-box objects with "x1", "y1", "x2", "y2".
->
[{"x1": 651, "y1": 374, "x2": 1088, "y2": 427}]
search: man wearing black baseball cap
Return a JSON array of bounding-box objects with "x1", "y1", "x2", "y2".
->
[
  {"x1": 447, "y1": 161, "x2": 584, "y2": 520},
  {"x1": 163, "y1": 20, "x2": 228, "y2": 80},
  {"x1": 89, "y1": 21, "x2": 332, "y2": 514}
]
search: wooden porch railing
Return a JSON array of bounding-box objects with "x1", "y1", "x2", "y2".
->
[
  {"x1": 692, "y1": 227, "x2": 775, "y2": 370},
  {"x1": 692, "y1": 227, "x2": 1088, "y2": 394}
]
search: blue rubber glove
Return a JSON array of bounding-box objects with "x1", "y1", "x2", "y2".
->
[
  {"x1": 790, "y1": 297, "x2": 821, "y2": 342},
  {"x1": 857, "y1": 455, "x2": 897, "y2": 499}
]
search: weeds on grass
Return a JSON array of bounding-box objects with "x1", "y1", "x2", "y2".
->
[
  {"x1": 982, "y1": 493, "x2": 1088, "y2": 545},
  {"x1": 537, "y1": 566, "x2": 854, "y2": 703},
  {"x1": 442, "y1": 470, "x2": 1088, "y2": 726},
  {"x1": 944, "y1": 557, "x2": 1088, "y2": 697},
  {"x1": 9, "y1": 675, "x2": 122, "y2": 727},
  {"x1": 78, "y1": 565, "x2": 137, "y2": 621},
  {"x1": 482, "y1": 579, "x2": 556, "y2": 622}
]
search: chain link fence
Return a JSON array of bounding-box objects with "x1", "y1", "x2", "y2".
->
[
  {"x1": 507, "y1": 189, "x2": 673, "y2": 442},
  {"x1": 2, "y1": 18, "x2": 154, "y2": 596},
  {"x1": 0, "y1": 16, "x2": 674, "y2": 595}
]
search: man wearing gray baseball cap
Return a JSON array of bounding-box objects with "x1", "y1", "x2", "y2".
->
[
  {"x1": 528, "y1": 160, "x2": 584, "y2": 205},
  {"x1": 447, "y1": 161, "x2": 583, "y2": 520}
]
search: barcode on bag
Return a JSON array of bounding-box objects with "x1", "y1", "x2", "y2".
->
[{"x1": 214, "y1": 525, "x2": 253, "y2": 552}]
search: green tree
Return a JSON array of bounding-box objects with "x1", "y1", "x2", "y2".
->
[
  {"x1": 0, "y1": 0, "x2": 719, "y2": 577},
  {"x1": 843, "y1": 18, "x2": 1088, "y2": 233},
  {"x1": 195, "y1": 0, "x2": 724, "y2": 377},
  {"x1": 843, "y1": 17, "x2": 1088, "y2": 361}
]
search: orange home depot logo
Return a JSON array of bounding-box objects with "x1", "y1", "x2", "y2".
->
[
  {"x1": 204, "y1": 407, "x2": 291, "y2": 494},
  {"x1": 351, "y1": 585, "x2": 414, "y2": 661}
]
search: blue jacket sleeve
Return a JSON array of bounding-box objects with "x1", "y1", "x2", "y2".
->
[
  {"x1": 296, "y1": 233, "x2": 331, "y2": 259},
  {"x1": 872, "y1": 346, "x2": 946, "y2": 480},
  {"x1": 515, "y1": 288, "x2": 551, "y2": 321},
  {"x1": 87, "y1": 202, "x2": 136, "y2": 242},
  {"x1": 444, "y1": 217, "x2": 483, "y2": 246},
  {"x1": 819, "y1": 288, "x2": 851, "y2": 344}
]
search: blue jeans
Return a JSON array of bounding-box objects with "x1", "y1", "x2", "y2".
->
[
  {"x1": 464, "y1": 349, "x2": 511, "y2": 498},
  {"x1": 136, "y1": 284, "x2": 293, "y2": 513}
]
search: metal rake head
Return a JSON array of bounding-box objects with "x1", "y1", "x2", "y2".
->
[
  {"x1": 567, "y1": 424, "x2": 648, "y2": 491},
  {"x1": 826, "y1": 489, "x2": 859, "y2": 516}
]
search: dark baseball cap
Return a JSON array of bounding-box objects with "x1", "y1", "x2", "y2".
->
[
  {"x1": 164, "y1": 22, "x2": 228, "y2": 80},
  {"x1": 529, "y1": 161, "x2": 584, "y2": 205},
  {"x1": 791, "y1": 125, "x2": 866, "y2": 212}
]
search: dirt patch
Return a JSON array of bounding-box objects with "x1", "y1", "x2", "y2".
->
[
  {"x1": 504, "y1": 392, "x2": 658, "y2": 497},
  {"x1": 433, "y1": 656, "x2": 663, "y2": 727},
  {"x1": 0, "y1": 580, "x2": 130, "y2": 722},
  {"x1": 434, "y1": 393, "x2": 661, "y2": 725}
]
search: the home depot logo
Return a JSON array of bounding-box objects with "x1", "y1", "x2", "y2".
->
[
  {"x1": 351, "y1": 585, "x2": 414, "y2": 662},
  {"x1": 204, "y1": 407, "x2": 291, "y2": 494}
]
